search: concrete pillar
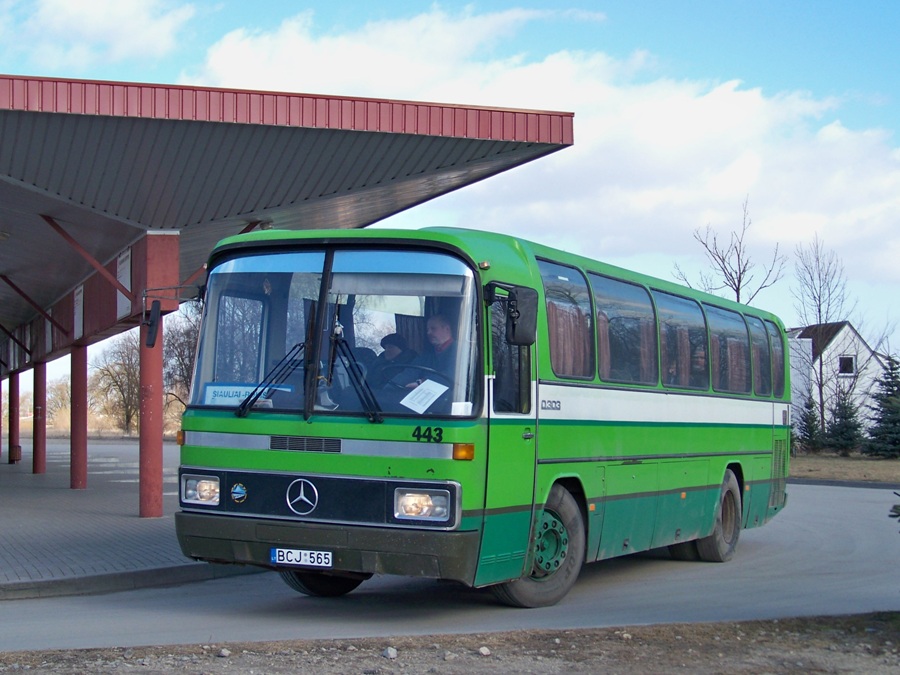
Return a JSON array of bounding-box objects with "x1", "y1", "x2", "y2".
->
[
  {"x1": 139, "y1": 321, "x2": 164, "y2": 518},
  {"x1": 71, "y1": 345, "x2": 88, "y2": 489},
  {"x1": 8, "y1": 372, "x2": 19, "y2": 464},
  {"x1": 32, "y1": 362, "x2": 46, "y2": 474}
]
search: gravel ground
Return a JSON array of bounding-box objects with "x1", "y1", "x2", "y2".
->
[{"x1": 0, "y1": 613, "x2": 897, "y2": 673}]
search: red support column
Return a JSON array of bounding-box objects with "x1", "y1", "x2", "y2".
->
[
  {"x1": 71, "y1": 345, "x2": 88, "y2": 489},
  {"x1": 32, "y1": 362, "x2": 46, "y2": 474},
  {"x1": 139, "y1": 322, "x2": 164, "y2": 517},
  {"x1": 8, "y1": 372, "x2": 20, "y2": 464}
]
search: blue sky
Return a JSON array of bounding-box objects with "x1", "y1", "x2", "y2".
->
[
  {"x1": 5, "y1": 1, "x2": 896, "y2": 130},
  {"x1": 1, "y1": 0, "x2": 899, "y2": 369}
]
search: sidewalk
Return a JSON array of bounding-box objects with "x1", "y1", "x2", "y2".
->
[{"x1": 0, "y1": 439, "x2": 254, "y2": 600}]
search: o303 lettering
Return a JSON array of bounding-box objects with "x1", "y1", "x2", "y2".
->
[{"x1": 540, "y1": 399, "x2": 562, "y2": 411}]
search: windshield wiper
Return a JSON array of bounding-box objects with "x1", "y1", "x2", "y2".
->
[
  {"x1": 235, "y1": 342, "x2": 306, "y2": 417},
  {"x1": 326, "y1": 316, "x2": 383, "y2": 423}
]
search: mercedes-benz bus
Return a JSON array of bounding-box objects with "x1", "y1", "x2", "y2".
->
[{"x1": 175, "y1": 227, "x2": 789, "y2": 607}]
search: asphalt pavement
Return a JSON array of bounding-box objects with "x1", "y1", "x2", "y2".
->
[
  {"x1": 2, "y1": 438, "x2": 896, "y2": 603},
  {"x1": 0, "y1": 438, "x2": 252, "y2": 601}
]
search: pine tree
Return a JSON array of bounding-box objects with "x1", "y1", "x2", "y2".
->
[
  {"x1": 825, "y1": 386, "x2": 862, "y2": 456},
  {"x1": 795, "y1": 393, "x2": 822, "y2": 453},
  {"x1": 864, "y1": 356, "x2": 900, "y2": 458}
]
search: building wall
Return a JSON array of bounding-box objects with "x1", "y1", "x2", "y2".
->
[
  {"x1": 791, "y1": 325, "x2": 884, "y2": 431},
  {"x1": 789, "y1": 337, "x2": 813, "y2": 422}
]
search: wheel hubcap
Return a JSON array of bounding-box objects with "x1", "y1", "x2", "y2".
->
[{"x1": 532, "y1": 509, "x2": 568, "y2": 578}]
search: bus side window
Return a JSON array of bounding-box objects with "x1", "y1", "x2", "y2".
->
[
  {"x1": 765, "y1": 320, "x2": 786, "y2": 398},
  {"x1": 653, "y1": 290, "x2": 708, "y2": 390},
  {"x1": 746, "y1": 315, "x2": 772, "y2": 396},
  {"x1": 491, "y1": 297, "x2": 531, "y2": 414}
]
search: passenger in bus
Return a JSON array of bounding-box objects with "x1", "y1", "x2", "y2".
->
[
  {"x1": 367, "y1": 333, "x2": 416, "y2": 388},
  {"x1": 664, "y1": 356, "x2": 679, "y2": 386},
  {"x1": 690, "y1": 346, "x2": 708, "y2": 388},
  {"x1": 664, "y1": 345, "x2": 707, "y2": 388}
]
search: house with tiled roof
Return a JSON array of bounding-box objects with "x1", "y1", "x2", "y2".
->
[{"x1": 787, "y1": 321, "x2": 887, "y2": 430}]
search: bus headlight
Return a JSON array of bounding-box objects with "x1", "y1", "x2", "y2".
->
[
  {"x1": 394, "y1": 488, "x2": 450, "y2": 522},
  {"x1": 182, "y1": 475, "x2": 220, "y2": 506}
]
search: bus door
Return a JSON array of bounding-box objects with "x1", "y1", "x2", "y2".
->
[{"x1": 475, "y1": 289, "x2": 538, "y2": 586}]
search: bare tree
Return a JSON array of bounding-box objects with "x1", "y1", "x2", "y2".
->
[
  {"x1": 792, "y1": 235, "x2": 853, "y2": 432},
  {"x1": 90, "y1": 329, "x2": 141, "y2": 434},
  {"x1": 674, "y1": 197, "x2": 786, "y2": 304},
  {"x1": 45, "y1": 376, "x2": 72, "y2": 425},
  {"x1": 18, "y1": 390, "x2": 33, "y2": 417},
  {"x1": 163, "y1": 301, "x2": 202, "y2": 405},
  {"x1": 792, "y1": 234, "x2": 856, "y2": 327}
]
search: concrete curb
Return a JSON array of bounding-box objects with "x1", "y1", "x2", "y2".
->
[{"x1": 0, "y1": 563, "x2": 265, "y2": 601}]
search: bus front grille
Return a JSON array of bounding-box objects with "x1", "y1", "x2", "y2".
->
[{"x1": 270, "y1": 436, "x2": 342, "y2": 453}]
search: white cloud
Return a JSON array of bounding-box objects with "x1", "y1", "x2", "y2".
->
[
  {"x1": 183, "y1": 7, "x2": 554, "y2": 102},
  {"x1": 185, "y1": 6, "x2": 900, "y2": 332},
  {"x1": 18, "y1": 0, "x2": 194, "y2": 68}
]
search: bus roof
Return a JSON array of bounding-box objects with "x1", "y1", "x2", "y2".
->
[{"x1": 210, "y1": 226, "x2": 787, "y2": 327}]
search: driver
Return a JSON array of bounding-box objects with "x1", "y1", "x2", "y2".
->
[{"x1": 403, "y1": 314, "x2": 456, "y2": 388}]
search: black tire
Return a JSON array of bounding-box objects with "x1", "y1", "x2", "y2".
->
[
  {"x1": 492, "y1": 484, "x2": 585, "y2": 608},
  {"x1": 668, "y1": 540, "x2": 701, "y2": 561},
  {"x1": 697, "y1": 469, "x2": 742, "y2": 562},
  {"x1": 278, "y1": 570, "x2": 371, "y2": 597}
]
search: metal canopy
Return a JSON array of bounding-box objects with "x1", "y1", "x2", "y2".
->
[{"x1": 0, "y1": 75, "x2": 573, "y2": 360}]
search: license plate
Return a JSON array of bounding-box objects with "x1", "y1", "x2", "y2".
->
[{"x1": 270, "y1": 547, "x2": 333, "y2": 568}]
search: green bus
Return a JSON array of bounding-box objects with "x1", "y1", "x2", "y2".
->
[{"x1": 175, "y1": 227, "x2": 790, "y2": 607}]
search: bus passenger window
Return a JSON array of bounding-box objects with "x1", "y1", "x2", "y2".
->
[
  {"x1": 538, "y1": 260, "x2": 594, "y2": 379},
  {"x1": 590, "y1": 273, "x2": 658, "y2": 385},
  {"x1": 765, "y1": 320, "x2": 786, "y2": 397},
  {"x1": 653, "y1": 291, "x2": 708, "y2": 390},
  {"x1": 705, "y1": 304, "x2": 751, "y2": 394},
  {"x1": 746, "y1": 315, "x2": 772, "y2": 396}
]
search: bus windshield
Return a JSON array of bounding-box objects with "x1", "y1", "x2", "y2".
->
[{"x1": 189, "y1": 247, "x2": 479, "y2": 419}]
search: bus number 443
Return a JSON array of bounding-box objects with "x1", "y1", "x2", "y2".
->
[{"x1": 412, "y1": 426, "x2": 444, "y2": 442}]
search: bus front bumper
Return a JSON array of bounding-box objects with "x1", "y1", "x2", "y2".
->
[{"x1": 175, "y1": 511, "x2": 481, "y2": 585}]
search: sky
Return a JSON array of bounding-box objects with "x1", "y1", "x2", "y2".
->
[{"x1": 1, "y1": 0, "x2": 899, "y2": 382}]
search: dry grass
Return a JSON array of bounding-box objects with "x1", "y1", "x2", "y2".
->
[{"x1": 790, "y1": 452, "x2": 900, "y2": 484}]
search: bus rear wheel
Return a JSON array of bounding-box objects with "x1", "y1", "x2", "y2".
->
[
  {"x1": 491, "y1": 484, "x2": 585, "y2": 608},
  {"x1": 668, "y1": 540, "x2": 701, "y2": 561},
  {"x1": 697, "y1": 469, "x2": 742, "y2": 562},
  {"x1": 278, "y1": 570, "x2": 371, "y2": 597}
]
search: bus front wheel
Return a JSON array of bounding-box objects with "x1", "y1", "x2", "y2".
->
[
  {"x1": 278, "y1": 570, "x2": 371, "y2": 597},
  {"x1": 697, "y1": 469, "x2": 742, "y2": 562},
  {"x1": 492, "y1": 484, "x2": 585, "y2": 608}
]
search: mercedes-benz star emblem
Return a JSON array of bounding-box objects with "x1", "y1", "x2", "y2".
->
[{"x1": 286, "y1": 478, "x2": 319, "y2": 516}]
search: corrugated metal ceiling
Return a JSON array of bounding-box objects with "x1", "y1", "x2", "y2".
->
[{"x1": 0, "y1": 75, "x2": 573, "y2": 355}]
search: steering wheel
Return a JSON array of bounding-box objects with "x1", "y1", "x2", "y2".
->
[{"x1": 378, "y1": 364, "x2": 453, "y2": 389}]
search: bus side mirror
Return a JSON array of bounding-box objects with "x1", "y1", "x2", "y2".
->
[
  {"x1": 144, "y1": 300, "x2": 161, "y2": 348},
  {"x1": 506, "y1": 287, "x2": 538, "y2": 346}
]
